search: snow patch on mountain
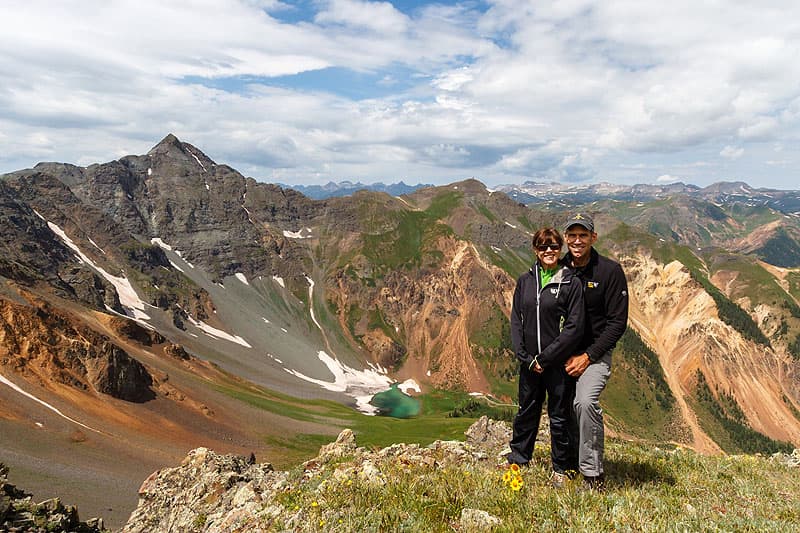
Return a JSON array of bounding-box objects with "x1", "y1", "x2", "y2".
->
[
  {"x1": 46, "y1": 219, "x2": 150, "y2": 322},
  {"x1": 0, "y1": 374, "x2": 103, "y2": 434},
  {"x1": 151, "y1": 237, "x2": 196, "y2": 270},
  {"x1": 283, "y1": 228, "x2": 313, "y2": 239},
  {"x1": 285, "y1": 351, "x2": 392, "y2": 414},
  {"x1": 185, "y1": 316, "x2": 252, "y2": 348}
]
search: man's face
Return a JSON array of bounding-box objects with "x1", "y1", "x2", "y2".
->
[{"x1": 565, "y1": 225, "x2": 597, "y2": 260}]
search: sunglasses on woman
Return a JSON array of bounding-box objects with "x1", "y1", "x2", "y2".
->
[{"x1": 535, "y1": 243, "x2": 561, "y2": 252}]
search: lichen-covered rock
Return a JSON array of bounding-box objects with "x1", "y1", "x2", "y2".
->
[
  {"x1": 464, "y1": 415, "x2": 512, "y2": 454},
  {"x1": 459, "y1": 508, "x2": 502, "y2": 532},
  {"x1": 315, "y1": 428, "x2": 357, "y2": 463},
  {"x1": 122, "y1": 421, "x2": 508, "y2": 532},
  {"x1": 771, "y1": 448, "x2": 800, "y2": 468},
  {"x1": 121, "y1": 448, "x2": 287, "y2": 533}
]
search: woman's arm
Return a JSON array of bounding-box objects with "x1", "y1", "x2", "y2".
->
[{"x1": 510, "y1": 275, "x2": 535, "y2": 367}]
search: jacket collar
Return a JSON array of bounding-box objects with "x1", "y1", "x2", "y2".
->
[{"x1": 531, "y1": 262, "x2": 573, "y2": 284}]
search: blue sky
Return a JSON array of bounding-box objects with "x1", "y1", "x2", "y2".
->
[{"x1": 2, "y1": 0, "x2": 800, "y2": 189}]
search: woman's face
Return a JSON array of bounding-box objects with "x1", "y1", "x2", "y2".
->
[{"x1": 535, "y1": 241, "x2": 561, "y2": 269}]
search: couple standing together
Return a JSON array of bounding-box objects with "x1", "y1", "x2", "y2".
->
[{"x1": 506, "y1": 213, "x2": 629, "y2": 490}]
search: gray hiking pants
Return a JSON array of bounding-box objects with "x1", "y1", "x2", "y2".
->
[{"x1": 573, "y1": 351, "x2": 612, "y2": 477}]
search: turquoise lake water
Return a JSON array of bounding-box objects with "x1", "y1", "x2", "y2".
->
[{"x1": 369, "y1": 383, "x2": 420, "y2": 418}]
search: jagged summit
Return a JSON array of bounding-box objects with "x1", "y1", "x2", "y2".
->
[
  {"x1": 145, "y1": 133, "x2": 216, "y2": 171},
  {"x1": 147, "y1": 133, "x2": 185, "y2": 156}
]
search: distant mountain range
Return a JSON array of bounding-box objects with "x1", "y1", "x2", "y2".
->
[
  {"x1": 292, "y1": 178, "x2": 800, "y2": 217},
  {"x1": 1, "y1": 134, "x2": 799, "y2": 526},
  {"x1": 495, "y1": 180, "x2": 800, "y2": 215},
  {"x1": 281, "y1": 180, "x2": 433, "y2": 199}
]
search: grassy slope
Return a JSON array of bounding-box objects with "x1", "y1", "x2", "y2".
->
[
  {"x1": 272, "y1": 437, "x2": 800, "y2": 532},
  {"x1": 213, "y1": 378, "x2": 477, "y2": 468}
]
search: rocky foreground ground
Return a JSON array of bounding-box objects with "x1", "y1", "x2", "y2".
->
[
  {"x1": 3, "y1": 416, "x2": 799, "y2": 532},
  {"x1": 120, "y1": 416, "x2": 516, "y2": 532}
]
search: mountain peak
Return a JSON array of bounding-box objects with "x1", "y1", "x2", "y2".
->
[
  {"x1": 147, "y1": 133, "x2": 185, "y2": 156},
  {"x1": 450, "y1": 177, "x2": 487, "y2": 193},
  {"x1": 145, "y1": 134, "x2": 216, "y2": 171}
]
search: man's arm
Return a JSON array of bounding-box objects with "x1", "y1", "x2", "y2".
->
[{"x1": 537, "y1": 277, "x2": 585, "y2": 368}]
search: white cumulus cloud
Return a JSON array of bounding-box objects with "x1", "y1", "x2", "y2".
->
[{"x1": 2, "y1": 1, "x2": 800, "y2": 189}]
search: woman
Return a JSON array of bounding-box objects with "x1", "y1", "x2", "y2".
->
[{"x1": 506, "y1": 227, "x2": 585, "y2": 487}]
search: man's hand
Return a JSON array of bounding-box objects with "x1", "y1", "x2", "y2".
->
[
  {"x1": 532, "y1": 361, "x2": 543, "y2": 374},
  {"x1": 565, "y1": 353, "x2": 590, "y2": 377}
]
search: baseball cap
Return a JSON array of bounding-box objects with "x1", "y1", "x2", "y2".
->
[{"x1": 564, "y1": 213, "x2": 595, "y2": 232}]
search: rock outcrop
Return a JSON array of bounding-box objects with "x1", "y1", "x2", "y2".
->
[
  {"x1": 771, "y1": 448, "x2": 800, "y2": 468},
  {"x1": 122, "y1": 448, "x2": 286, "y2": 533},
  {"x1": 0, "y1": 295, "x2": 154, "y2": 402},
  {"x1": 0, "y1": 463, "x2": 104, "y2": 532}
]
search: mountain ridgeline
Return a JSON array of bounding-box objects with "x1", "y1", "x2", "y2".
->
[{"x1": 1, "y1": 134, "x2": 799, "y2": 526}]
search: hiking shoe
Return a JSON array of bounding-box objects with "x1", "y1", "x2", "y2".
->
[
  {"x1": 505, "y1": 453, "x2": 529, "y2": 468},
  {"x1": 581, "y1": 474, "x2": 605, "y2": 491},
  {"x1": 550, "y1": 471, "x2": 568, "y2": 489}
]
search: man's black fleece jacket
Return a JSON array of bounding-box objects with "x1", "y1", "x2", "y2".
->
[{"x1": 563, "y1": 248, "x2": 629, "y2": 362}]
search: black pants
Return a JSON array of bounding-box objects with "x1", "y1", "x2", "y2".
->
[{"x1": 508, "y1": 363, "x2": 577, "y2": 473}]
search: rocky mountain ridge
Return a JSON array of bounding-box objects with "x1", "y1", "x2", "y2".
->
[
  {"x1": 0, "y1": 294, "x2": 154, "y2": 403},
  {"x1": 623, "y1": 253, "x2": 800, "y2": 450},
  {"x1": 2, "y1": 135, "x2": 798, "y2": 436}
]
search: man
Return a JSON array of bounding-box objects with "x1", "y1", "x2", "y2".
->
[{"x1": 563, "y1": 213, "x2": 628, "y2": 490}]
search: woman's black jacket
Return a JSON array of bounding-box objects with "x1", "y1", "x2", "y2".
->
[{"x1": 510, "y1": 262, "x2": 585, "y2": 370}]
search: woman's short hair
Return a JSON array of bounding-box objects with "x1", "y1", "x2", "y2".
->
[{"x1": 531, "y1": 227, "x2": 563, "y2": 248}]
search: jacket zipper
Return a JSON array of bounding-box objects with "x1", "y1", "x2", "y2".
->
[{"x1": 536, "y1": 265, "x2": 542, "y2": 354}]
